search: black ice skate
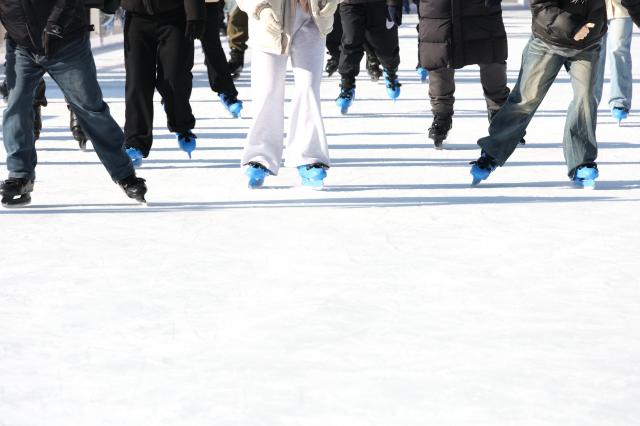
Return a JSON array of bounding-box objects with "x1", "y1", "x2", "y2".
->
[
  {"x1": 69, "y1": 109, "x2": 88, "y2": 151},
  {"x1": 228, "y1": 48, "x2": 245, "y2": 80},
  {"x1": 118, "y1": 175, "x2": 147, "y2": 204},
  {"x1": 428, "y1": 115, "x2": 452, "y2": 149},
  {"x1": 1, "y1": 177, "x2": 35, "y2": 208},
  {"x1": 366, "y1": 53, "x2": 383, "y2": 82},
  {"x1": 325, "y1": 55, "x2": 339, "y2": 77}
]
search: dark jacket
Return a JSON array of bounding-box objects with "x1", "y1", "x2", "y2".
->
[
  {"x1": 120, "y1": 0, "x2": 205, "y2": 21},
  {"x1": 418, "y1": 0, "x2": 508, "y2": 71},
  {"x1": 0, "y1": 0, "x2": 89, "y2": 54},
  {"x1": 531, "y1": 0, "x2": 607, "y2": 49},
  {"x1": 622, "y1": 0, "x2": 640, "y2": 26}
]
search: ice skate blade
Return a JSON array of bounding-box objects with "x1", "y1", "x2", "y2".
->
[{"x1": 1, "y1": 195, "x2": 32, "y2": 208}]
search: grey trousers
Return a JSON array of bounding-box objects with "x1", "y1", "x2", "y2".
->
[{"x1": 428, "y1": 62, "x2": 510, "y2": 117}]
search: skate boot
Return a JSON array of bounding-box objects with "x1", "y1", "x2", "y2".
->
[
  {"x1": 228, "y1": 48, "x2": 245, "y2": 80},
  {"x1": 325, "y1": 55, "x2": 339, "y2": 77},
  {"x1": 69, "y1": 109, "x2": 88, "y2": 151},
  {"x1": 428, "y1": 115, "x2": 452, "y2": 149},
  {"x1": 34, "y1": 105, "x2": 42, "y2": 141},
  {"x1": 470, "y1": 152, "x2": 497, "y2": 186},
  {"x1": 572, "y1": 164, "x2": 599, "y2": 189},
  {"x1": 0, "y1": 80, "x2": 8, "y2": 100},
  {"x1": 383, "y1": 69, "x2": 401, "y2": 101},
  {"x1": 117, "y1": 174, "x2": 147, "y2": 203},
  {"x1": 611, "y1": 107, "x2": 629, "y2": 125},
  {"x1": 336, "y1": 85, "x2": 355, "y2": 115},
  {"x1": 245, "y1": 162, "x2": 270, "y2": 189},
  {"x1": 219, "y1": 92, "x2": 243, "y2": 118},
  {"x1": 416, "y1": 66, "x2": 428, "y2": 83},
  {"x1": 298, "y1": 163, "x2": 328, "y2": 189},
  {"x1": 366, "y1": 54, "x2": 383, "y2": 81},
  {"x1": 125, "y1": 147, "x2": 144, "y2": 168},
  {"x1": 177, "y1": 130, "x2": 197, "y2": 158},
  {"x1": 1, "y1": 177, "x2": 35, "y2": 208},
  {"x1": 488, "y1": 109, "x2": 526, "y2": 145}
]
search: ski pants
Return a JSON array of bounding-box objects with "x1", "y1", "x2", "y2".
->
[
  {"x1": 338, "y1": 1, "x2": 400, "y2": 88},
  {"x1": 241, "y1": 7, "x2": 330, "y2": 175},
  {"x1": 201, "y1": 2, "x2": 238, "y2": 97},
  {"x1": 124, "y1": 11, "x2": 196, "y2": 157},
  {"x1": 428, "y1": 63, "x2": 510, "y2": 117}
]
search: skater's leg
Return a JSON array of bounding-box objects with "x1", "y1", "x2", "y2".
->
[
  {"x1": 338, "y1": 3, "x2": 367, "y2": 87},
  {"x1": 241, "y1": 50, "x2": 287, "y2": 174},
  {"x1": 202, "y1": 2, "x2": 238, "y2": 96},
  {"x1": 286, "y1": 7, "x2": 330, "y2": 169},
  {"x1": 46, "y1": 35, "x2": 134, "y2": 182},
  {"x1": 123, "y1": 13, "x2": 157, "y2": 156},
  {"x1": 607, "y1": 18, "x2": 633, "y2": 111},
  {"x1": 563, "y1": 42, "x2": 602, "y2": 176},
  {"x1": 3, "y1": 40, "x2": 45, "y2": 180},
  {"x1": 478, "y1": 37, "x2": 564, "y2": 166},
  {"x1": 363, "y1": 2, "x2": 400, "y2": 72},
  {"x1": 478, "y1": 62, "x2": 510, "y2": 113},
  {"x1": 326, "y1": 8, "x2": 343, "y2": 58},
  {"x1": 428, "y1": 68, "x2": 455, "y2": 117}
]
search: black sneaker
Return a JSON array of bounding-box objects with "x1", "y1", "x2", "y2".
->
[
  {"x1": 428, "y1": 115, "x2": 452, "y2": 149},
  {"x1": 1, "y1": 177, "x2": 35, "y2": 207},
  {"x1": 118, "y1": 174, "x2": 147, "y2": 203}
]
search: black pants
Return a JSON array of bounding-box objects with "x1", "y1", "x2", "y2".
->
[
  {"x1": 428, "y1": 63, "x2": 510, "y2": 117},
  {"x1": 326, "y1": 7, "x2": 378, "y2": 62},
  {"x1": 338, "y1": 2, "x2": 400, "y2": 87},
  {"x1": 202, "y1": 2, "x2": 238, "y2": 97},
  {"x1": 124, "y1": 11, "x2": 195, "y2": 156}
]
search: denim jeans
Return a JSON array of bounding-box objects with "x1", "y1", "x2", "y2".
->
[
  {"x1": 3, "y1": 34, "x2": 134, "y2": 181},
  {"x1": 478, "y1": 36, "x2": 603, "y2": 177},
  {"x1": 597, "y1": 18, "x2": 633, "y2": 111}
]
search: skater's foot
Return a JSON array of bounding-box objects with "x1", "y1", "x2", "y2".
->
[
  {"x1": 177, "y1": 130, "x2": 197, "y2": 158},
  {"x1": 325, "y1": 55, "x2": 339, "y2": 77},
  {"x1": 366, "y1": 54, "x2": 383, "y2": 81},
  {"x1": 125, "y1": 147, "x2": 144, "y2": 168},
  {"x1": 336, "y1": 85, "x2": 355, "y2": 115},
  {"x1": 428, "y1": 115, "x2": 452, "y2": 149},
  {"x1": 245, "y1": 161, "x2": 270, "y2": 189},
  {"x1": 470, "y1": 152, "x2": 497, "y2": 186},
  {"x1": 219, "y1": 92, "x2": 243, "y2": 118},
  {"x1": 118, "y1": 174, "x2": 147, "y2": 203},
  {"x1": 572, "y1": 164, "x2": 599, "y2": 189},
  {"x1": 416, "y1": 66, "x2": 428, "y2": 83},
  {"x1": 612, "y1": 107, "x2": 629, "y2": 125},
  {"x1": 383, "y1": 69, "x2": 401, "y2": 100},
  {"x1": 228, "y1": 48, "x2": 245, "y2": 80},
  {"x1": 298, "y1": 163, "x2": 328, "y2": 189},
  {"x1": 0, "y1": 177, "x2": 34, "y2": 208}
]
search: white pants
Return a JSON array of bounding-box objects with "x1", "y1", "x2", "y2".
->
[{"x1": 241, "y1": 8, "x2": 330, "y2": 175}]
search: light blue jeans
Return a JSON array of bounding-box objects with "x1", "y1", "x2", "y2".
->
[{"x1": 597, "y1": 17, "x2": 633, "y2": 111}]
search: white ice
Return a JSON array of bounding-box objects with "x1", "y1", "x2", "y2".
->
[{"x1": 1, "y1": 9, "x2": 640, "y2": 426}]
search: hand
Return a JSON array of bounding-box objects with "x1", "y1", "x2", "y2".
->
[
  {"x1": 259, "y1": 7, "x2": 282, "y2": 37},
  {"x1": 387, "y1": 5, "x2": 402, "y2": 26},
  {"x1": 185, "y1": 20, "x2": 205, "y2": 41},
  {"x1": 574, "y1": 22, "x2": 595, "y2": 41},
  {"x1": 42, "y1": 22, "x2": 64, "y2": 56}
]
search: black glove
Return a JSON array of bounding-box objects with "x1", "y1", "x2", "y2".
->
[
  {"x1": 387, "y1": 5, "x2": 402, "y2": 26},
  {"x1": 484, "y1": 0, "x2": 501, "y2": 7},
  {"x1": 185, "y1": 20, "x2": 205, "y2": 41},
  {"x1": 42, "y1": 22, "x2": 64, "y2": 56}
]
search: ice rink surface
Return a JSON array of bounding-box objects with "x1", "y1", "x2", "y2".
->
[{"x1": 1, "y1": 9, "x2": 640, "y2": 426}]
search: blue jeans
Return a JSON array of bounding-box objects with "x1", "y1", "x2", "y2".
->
[
  {"x1": 597, "y1": 18, "x2": 633, "y2": 111},
  {"x1": 3, "y1": 35, "x2": 134, "y2": 181},
  {"x1": 478, "y1": 36, "x2": 603, "y2": 177}
]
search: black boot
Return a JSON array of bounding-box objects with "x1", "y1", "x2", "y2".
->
[
  {"x1": 228, "y1": 48, "x2": 245, "y2": 80},
  {"x1": 325, "y1": 54, "x2": 339, "y2": 77},
  {"x1": 366, "y1": 53, "x2": 382, "y2": 82},
  {"x1": 118, "y1": 174, "x2": 148, "y2": 204},
  {"x1": 69, "y1": 108, "x2": 88, "y2": 151},
  {"x1": 428, "y1": 115, "x2": 452, "y2": 150},
  {"x1": 1, "y1": 177, "x2": 35, "y2": 208},
  {"x1": 34, "y1": 105, "x2": 42, "y2": 141}
]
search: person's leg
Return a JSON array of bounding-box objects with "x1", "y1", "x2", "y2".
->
[
  {"x1": 123, "y1": 13, "x2": 157, "y2": 157},
  {"x1": 202, "y1": 2, "x2": 238, "y2": 96},
  {"x1": 241, "y1": 50, "x2": 287, "y2": 174},
  {"x1": 478, "y1": 62, "x2": 510, "y2": 114},
  {"x1": 338, "y1": 3, "x2": 367, "y2": 88},
  {"x1": 155, "y1": 12, "x2": 196, "y2": 134},
  {"x1": 606, "y1": 17, "x2": 633, "y2": 111},
  {"x1": 363, "y1": 2, "x2": 400, "y2": 73},
  {"x1": 286, "y1": 8, "x2": 330, "y2": 169},
  {"x1": 563, "y1": 42, "x2": 603, "y2": 177},
  {"x1": 45, "y1": 35, "x2": 134, "y2": 182},
  {"x1": 478, "y1": 37, "x2": 565, "y2": 165},
  {"x1": 428, "y1": 68, "x2": 455, "y2": 117},
  {"x1": 2, "y1": 40, "x2": 45, "y2": 180},
  {"x1": 326, "y1": 8, "x2": 343, "y2": 59}
]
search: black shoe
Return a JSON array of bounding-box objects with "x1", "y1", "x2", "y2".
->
[
  {"x1": 228, "y1": 48, "x2": 245, "y2": 80},
  {"x1": 366, "y1": 54, "x2": 382, "y2": 81},
  {"x1": 428, "y1": 115, "x2": 452, "y2": 150},
  {"x1": 1, "y1": 177, "x2": 35, "y2": 208},
  {"x1": 69, "y1": 109, "x2": 88, "y2": 151},
  {"x1": 325, "y1": 55, "x2": 339, "y2": 77},
  {"x1": 118, "y1": 174, "x2": 147, "y2": 204},
  {"x1": 34, "y1": 105, "x2": 42, "y2": 141}
]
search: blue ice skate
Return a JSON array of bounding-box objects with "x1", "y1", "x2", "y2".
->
[
  {"x1": 177, "y1": 131, "x2": 197, "y2": 158},
  {"x1": 245, "y1": 162, "x2": 270, "y2": 189},
  {"x1": 416, "y1": 67, "x2": 428, "y2": 83},
  {"x1": 298, "y1": 163, "x2": 328, "y2": 189},
  {"x1": 336, "y1": 86, "x2": 355, "y2": 115},
  {"x1": 572, "y1": 165, "x2": 599, "y2": 189},
  {"x1": 219, "y1": 93, "x2": 243, "y2": 118},
  {"x1": 125, "y1": 146, "x2": 144, "y2": 168},
  {"x1": 611, "y1": 107, "x2": 629, "y2": 126},
  {"x1": 470, "y1": 152, "x2": 497, "y2": 186},
  {"x1": 383, "y1": 69, "x2": 401, "y2": 101}
]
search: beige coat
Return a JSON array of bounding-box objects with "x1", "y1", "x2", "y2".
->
[
  {"x1": 606, "y1": 0, "x2": 631, "y2": 18},
  {"x1": 237, "y1": 0, "x2": 339, "y2": 54}
]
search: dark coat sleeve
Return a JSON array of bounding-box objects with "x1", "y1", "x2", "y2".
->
[
  {"x1": 531, "y1": 0, "x2": 585, "y2": 43},
  {"x1": 622, "y1": 0, "x2": 640, "y2": 27},
  {"x1": 184, "y1": 0, "x2": 206, "y2": 21}
]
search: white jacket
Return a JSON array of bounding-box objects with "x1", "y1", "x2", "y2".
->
[
  {"x1": 606, "y1": 0, "x2": 631, "y2": 18},
  {"x1": 237, "y1": 0, "x2": 339, "y2": 54}
]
